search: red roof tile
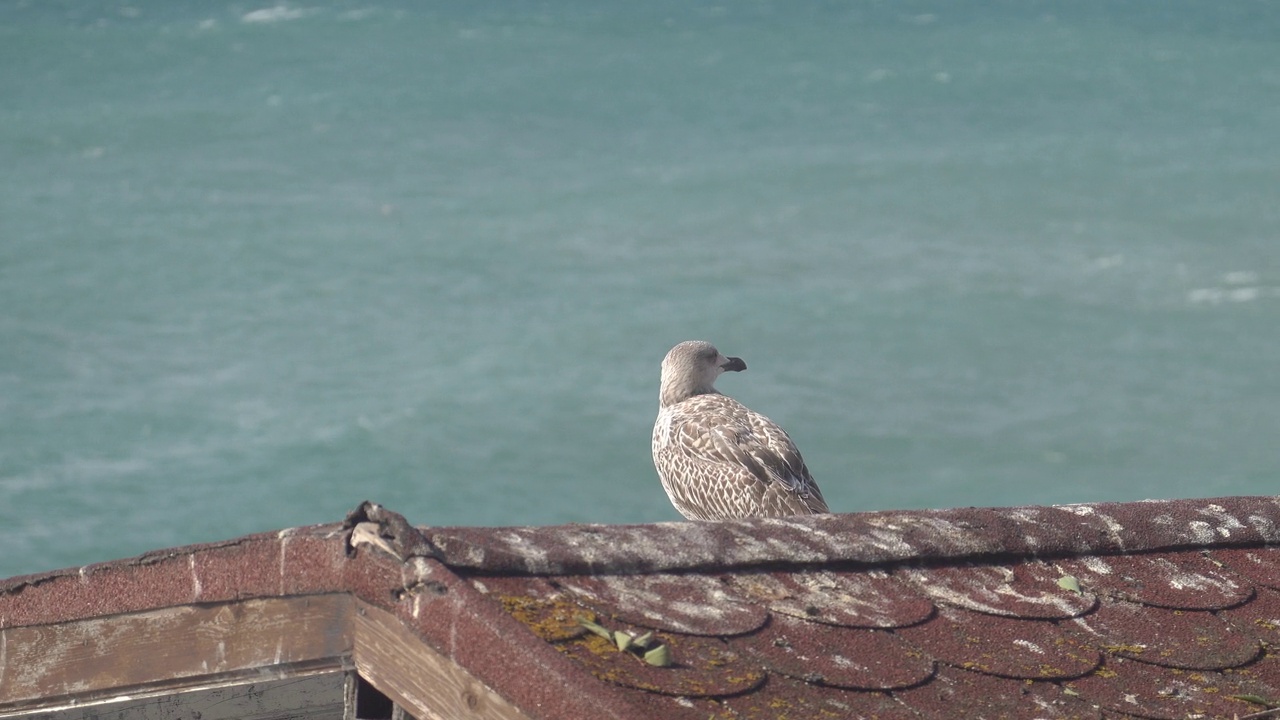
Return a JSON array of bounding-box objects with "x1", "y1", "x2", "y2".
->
[
  {"x1": 5, "y1": 495, "x2": 1280, "y2": 719},
  {"x1": 737, "y1": 614, "x2": 934, "y2": 690},
  {"x1": 896, "y1": 664, "x2": 1100, "y2": 720},
  {"x1": 554, "y1": 573, "x2": 770, "y2": 636},
  {"x1": 894, "y1": 604, "x2": 1101, "y2": 680},
  {"x1": 727, "y1": 570, "x2": 936, "y2": 629}
]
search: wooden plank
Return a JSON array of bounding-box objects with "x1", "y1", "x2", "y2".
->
[
  {"x1": 0, "y1": 670, "x2": 347, "y2": 720},
  {"x1": 353, "y1": 602, "x2": 531, "y2": 720},
  {"x1": 0, "y1": 595, "x2": 353, "y2": 711}
]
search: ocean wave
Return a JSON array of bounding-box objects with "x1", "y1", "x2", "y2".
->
[
  {"x1": 1187, "y1": 277, "x2": 1275, "y2": 305},
  {"x1": 241, "y1": 5, "x2": 311, "y2": 24}
]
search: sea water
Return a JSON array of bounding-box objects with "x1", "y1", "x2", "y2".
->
[{"x1": 2, "y1": 1, "x2": 1278, "y2": 578}]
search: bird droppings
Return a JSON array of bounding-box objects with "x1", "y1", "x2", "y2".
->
[
  {"x1": 1081, "y1": 556, "x2": 1114, "y2": 576},
  {"x1": 554, "y1": 573, "x2": 769, "y2": 636},
  {"x1": 1187, "y1": 520, "x2": 1217, "y2": 543}
]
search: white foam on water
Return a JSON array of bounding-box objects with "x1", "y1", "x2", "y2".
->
[
  {"x1": 1224, "y1": 271, "x2": 1259, "y2": 285},
  {"x1": 1188, "y1": 286, "x2": 1270, "y2": 304},
  {"x1": 241, "y1": 5, "x2": 310, "y2": 24}
]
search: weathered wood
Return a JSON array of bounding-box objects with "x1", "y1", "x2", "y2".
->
[
  {"x1": 1, "y1": 592, "x2": 531, "y2": 720},
  {"x1": 0, "y1": 670, "x2": 347, "y2": 720},
  {"x1": 0, "y1": 594, "x2": 354, "y2": 711},
  {"x1": 353, "y1": 602, "x2": 531, "y2": 720},
  {"x1": 344, "y1": 670, "x2": 359, "y2": 720}
]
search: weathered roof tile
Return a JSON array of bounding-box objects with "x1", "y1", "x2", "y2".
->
[
  {"x1": 191, "y1": 533, "x2": 284, "y2": 601},
  {"x1": 1220, "y1": 585, "x2": 1280, "y2": 646},
  {"x1": 721, "y1": 674, "x2": 919, "y2": 720},
  {"x1": 1090, "y1": 497, "x2": 1280, "y2": 549},
  {"x1": 278, "y1": 525, "x2": 355, "y2": 596},
  {"x1": 1213, "y1": 546, "x2": 1280, "y2": 590},
  {"x1": 1056, "y1": 552, "x2": 1253, "y2": 610},
  {"x1": 724, "y1": 569, "x2": 935, "y2": 629},
  {"x1": 1066, "y1": 654, "x2": 1260, "y2": 720},
  {"x1": 1229, "y1": 652, "x2": 1280, "y2": 701},
  {"x1": 901, "y1": 561, "x2": 1097, "y2": 619},
  {"x1": 894, "y1": 665, "x2": 1101, "y2": 720},
  {"x1": 894, "y1": 604, "x2": 1101, "y2": 680},
  {"x1": 736, "y1": 614, "x2": 934, "y2": 690},
  {"x1": 554, "y1": 573, "x2": 769, "y2": 636},
  {"x1": 1068, "y1": 600, "x2": 1262, "y2": 670}
]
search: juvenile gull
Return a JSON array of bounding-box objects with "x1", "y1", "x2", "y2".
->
[{"x1": 652, "y1": 340, "x2": 829, "y2": 520}]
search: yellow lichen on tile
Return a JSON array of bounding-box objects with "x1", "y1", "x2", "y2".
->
[
  {"x1": 1102, "y1": 644, "x2": 1146, "y2": 654},
  {"x1": 498, "y1": 594, "x2": 591, "y2": 642}
]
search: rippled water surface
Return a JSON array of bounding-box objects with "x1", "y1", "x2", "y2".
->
[{"x1": 2, "y1": 1, "x2": 1278, "y2": 577}]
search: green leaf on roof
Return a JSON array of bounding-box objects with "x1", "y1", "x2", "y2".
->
[
  {"x1": 614, "y1": 630, "x2": 634, "y2": 652},
  {"x1": 644, "y1": 643, "x2": 672, "y2": 667},
  {"x1": 1057, "y1": 575, "x2": 1082, "y2": 594},
  {"x1": 575, "y1": 615, "x2": 613, "y2": 639},
  {"x1": 1230, "y1": 693, "x2": 1277, "y2": 708}
]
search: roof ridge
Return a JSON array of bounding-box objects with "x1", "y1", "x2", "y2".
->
[{"x1": 422, "y1": 495, "x2": 1280, "y2": 576}]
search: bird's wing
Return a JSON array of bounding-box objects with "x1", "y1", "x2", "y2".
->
[{"x1": 668, "y1": 396, "x2": 828, "y2": 516}]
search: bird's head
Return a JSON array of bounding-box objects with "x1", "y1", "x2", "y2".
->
[{"x1": 659, "y1": 340, "x2": 746, "y2": 407}]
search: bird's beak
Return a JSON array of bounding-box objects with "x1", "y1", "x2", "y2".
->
[{"x1": 721, "y1": 356, "x2": 747, "y2": 372}]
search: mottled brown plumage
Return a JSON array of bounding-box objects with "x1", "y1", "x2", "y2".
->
[{"x1": 652, "y1": 341, "x2": 828, "y2": 520}]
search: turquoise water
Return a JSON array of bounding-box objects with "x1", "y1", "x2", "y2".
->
[{"x1": 2, "y1": 2, "x2": 1278, "y2": 579}]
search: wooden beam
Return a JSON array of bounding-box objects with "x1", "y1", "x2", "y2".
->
[
  {"x1": 353, "y1": 602, "x2": 532, "y2": 720},
  {"x1": 0, "y1": 670, "x2": 347, "y2": 720},
  {"x1": 0, "y1": 595, "x2": 354, "y2": 712}
]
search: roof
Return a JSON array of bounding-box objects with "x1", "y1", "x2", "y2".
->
[{"x1": 5, "y1": 495, "x2": 1280, "y2": 719}]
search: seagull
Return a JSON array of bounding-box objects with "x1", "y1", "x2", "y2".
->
[{"x1": 651, "y1": 340, "x2": 829, "y2": 520}]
